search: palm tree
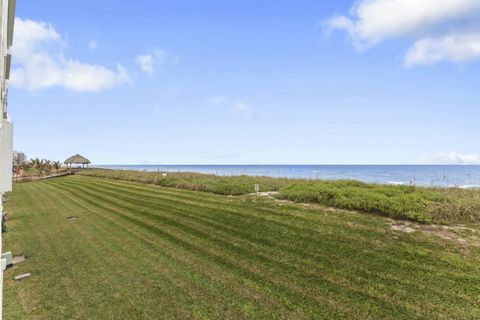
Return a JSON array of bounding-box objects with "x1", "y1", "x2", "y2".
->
[
  {"x1": 30, "y1": 158, "x2": 49, "y2": 175},
  {"x1": 30, "y1": 158, "x2": 41, "y2": 173},
  {"x1": 44, "y1": 160, "x2": 52, "y2": 172},
  {"x1": 52, "y1": 161, "x2": 62, "y2": 173}
]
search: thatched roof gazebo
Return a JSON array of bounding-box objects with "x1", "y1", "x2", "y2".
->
[{"x1": 64, "y1": 154, "x2": 91, "y2": 169}]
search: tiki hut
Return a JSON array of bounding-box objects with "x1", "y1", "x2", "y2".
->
[{"x1": 64, "y1": 154, "x2": 91, "y2": 169}]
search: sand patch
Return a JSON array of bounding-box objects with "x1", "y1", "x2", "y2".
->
[
  {"x1": 390, "y1": 224, "x2": 416, "y2": 233},
  {"x1": 387, "y1": 218, "x2": 480, "y2": 247},
  {"x1": 251, "y1": 191, "x2": 279, "y2": 197}
]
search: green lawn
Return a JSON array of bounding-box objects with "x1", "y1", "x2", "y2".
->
[
  {"x1": 3, "y1": 175, "x2": 480, "y2": 319},
  {"x1": 80, "y1": 169, "x2": 480, "y2": 224}
]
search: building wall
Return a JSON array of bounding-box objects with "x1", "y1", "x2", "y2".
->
[
  {"x1": 0, "y1": 0, "x2": 15, "y2": 193},
  {"x1": 0, "y1": 1, "x2": 16, "y2": 319}
]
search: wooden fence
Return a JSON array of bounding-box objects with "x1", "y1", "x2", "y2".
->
[{"x1": 13, "y1": 169, "x2": 83, "y2": 183}]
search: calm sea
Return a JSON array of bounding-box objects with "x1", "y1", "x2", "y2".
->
[{"x1": 94, "y1": 165, "x2": 480, "y2": 188}]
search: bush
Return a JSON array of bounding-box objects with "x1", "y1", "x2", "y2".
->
[
  {"x1": 275, "y1": 183, "x2": 434, "y2": 223},
  {"x1": 79, "y1": 169, "x2": 480, "y2": 224},
  {"x1": 79, "y1": 169, "x2": 293, "y2": 196}
]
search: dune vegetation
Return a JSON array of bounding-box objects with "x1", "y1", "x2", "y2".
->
[
  {"x1": 4, "y1": 175, "x2": 480, "y2": 319},
  {"x1": 80, "y1": 168, "x2": 293, "y2": 195},
  {"x1": 80, "y1": 169, "x2": 480, "y2": 224}
]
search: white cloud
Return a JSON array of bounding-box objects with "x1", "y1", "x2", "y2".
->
[
  {"x1": 232, "y1": 102, "x2": 254, "y2": 120},
  {"x1": 207, "y1": 95, "x2": 226, "y2": 105},
  {"x1": 88, "y1": 40, "x2": 97, "y2": 50},
  {"x1": 405, "y1": 33, "x2": 480, "y2": 66},
  {"x1": 421, "y1": 152, "x2": 480, "y2": 164},
  {"x1": 135, "y1": 50, "x2": 173, "y2": 78},
  {"x1": 136, "y1": 54, "x2": 155, "y2": 77},
  {"x1": 326, "y1": 0, "x2": 480, "y2": 65},
  {"x1": 11, "y1": 18, "x2": 129, "y2": 92},
  {"x1": 327, "y1": 0, "x2": 480, "y2": 47}
]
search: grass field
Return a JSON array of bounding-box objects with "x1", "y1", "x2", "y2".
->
[
  {"x1": 4, "y1": 175, "x2": 480, "y2": 319},
  {"x1": 81, "y1": 169, "x2": 480, "y2": 224}
]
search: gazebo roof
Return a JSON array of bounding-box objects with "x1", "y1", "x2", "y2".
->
[{"x1": 64, "y1": 154, "x2": 91, "y2": 165}]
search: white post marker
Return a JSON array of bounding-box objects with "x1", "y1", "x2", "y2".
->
[
  {"x1": 254, "y1": 184, "x2": 260, "y2": 196},
  {"x1": 0, "y1": 1, "x2": 16, "y2": 319}
]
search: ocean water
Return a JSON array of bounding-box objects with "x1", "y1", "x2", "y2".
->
[{"x1": 94, "y1": 165, "x2": 480, "y2": 188}]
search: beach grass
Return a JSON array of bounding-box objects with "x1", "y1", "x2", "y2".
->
[
  {"x1": 4, "y1": 175, "x2": 480, "y2": 319},
  {"x1": 276, "y1": 181, "x2": 480, "y2": 224},
  {"x1": 80, "y1": 169, "x2": 480, "y2": 224},
  {"x1": 80, "y1": 168, "x2": 293, "y2": 195}
]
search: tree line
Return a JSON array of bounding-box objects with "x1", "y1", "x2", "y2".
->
[{"x1": 24, "y1": 158, "x2": 64, "y2": 174}]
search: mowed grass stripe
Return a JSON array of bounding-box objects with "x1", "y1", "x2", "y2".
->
[
  {"x1": 44, "y1": 180, "x2": 307, "y2": 319},
  {"x1": 50, "y1": 177, "x2": 479, "y2": 316},
  {"x1": 38, "y1": 180, "x2": 278, "y2": 318},
  {"x1": 82, "y1": 174, "x2": 414, "y2": 236},
  {"x1": 73, "y1": 175, "x2": 373, "y2": 236},
  {"x1": 37, "y1": 183, "x2": 203, "y2": 319},
  {"x1": 15, "y1": 182, "x2": 98, "y2": 319},
  {"x1": 56, "y1": 177, "x2": 373, "y2": 269},
  {"x1": 68, "y1": 175, "x2": 472, "y2": 271},
  {"x1": 51, "y1": 180, "x2": 404, "y2": 302},
  {"x1": 49, "y1": 178, "x2": 351, "y2": 318},
  {"x1": 59, "y1": 177, "x2": 409, "y2": 266},
  {"x1": 74, "y1": 179, "x2": 480, "y2": 304},
  {"x1": 13, "y1": 181, "x2": 164, "y2": 319},
  {"x1": 6, "y1": 182, "x2": 108, "y2": 319},
  {"x1": 64, "y1": 177, "x2": 480, "y2": 316},
  {"x1": 4, "y1": 176, "x2": 480, "y2": 319},
  {"x1": 4, "y1": 183, "x2": 49, "y2": 319},
  {"x1": 41, "y1": 182, "x2": 270, "y2": 319},
  {"x1": 50, "y1": 178, "x2": 470, "y2": 318},
  {"x1": 22, "y1": 181, "x2": 223, "y2": 315},
  {"x1": 59, "y1": 177, "x2": 476, "y2": 282}
]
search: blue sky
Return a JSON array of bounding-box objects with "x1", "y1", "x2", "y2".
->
[{"x1": 8, "y1": 0, "x2": 480, "y2": 164}]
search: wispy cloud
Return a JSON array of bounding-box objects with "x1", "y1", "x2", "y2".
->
[
  {"x1": 232, "y1": 102, "x2": 254, "y2": 120},
  {"x1": 325, "y1": 0, "x2": 480, "y2": 66},
  {"x1": 405, "y1": 34, "x2": 480, "y2": 66},
  {"x1": 135, "y1": 50, "x2": 176, "y2": 78},
  {"x1": 11, "y1": 18, "x2": 129, "y2": 92},
  {"x1": 136, "y1": 54, "x2": 155, "y2": 77},
  {"x1": 207, "y1": 97, "x2": 255, "y2": 120},
  {"x1": 421, "y1": 152, "x2": 480, "y2": 164}
]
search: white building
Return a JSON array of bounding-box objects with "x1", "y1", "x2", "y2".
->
[{"x1": 0, "y1": 0, "x2": 16, "y2": 319}]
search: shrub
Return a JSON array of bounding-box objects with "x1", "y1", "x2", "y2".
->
[{"x1": 79, "y1": 169, "x2": 480, "y2": 224}]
